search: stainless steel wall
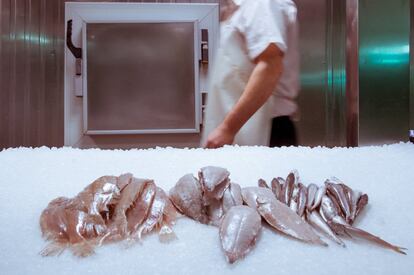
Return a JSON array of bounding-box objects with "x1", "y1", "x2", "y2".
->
[
  {"x1": 295, "y1": 0, "x2": 347, "y2": 147},
  {"x1": 0, "y1": 0, "x2": 218, "y2": 149},
  {"x1": 359, "y1": 0, "x2": 411, "y2": 145}
]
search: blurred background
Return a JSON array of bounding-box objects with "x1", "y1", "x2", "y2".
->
[{"x1": 0, "y1": 0, "x2": 412, "y2": 149}]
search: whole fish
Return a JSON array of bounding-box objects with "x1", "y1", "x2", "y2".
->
[
  {"x1": 325, "y1": 179, "x2": 352, "y2": 223},
  {"x1": 169, "y1": 174, "x2": 209, "y2": 224},
  {"x1": 320, "y1": 195, "x2": 406, "y2": 254},
  {"x1": 297, "y1": 184, "x2": 308, "y2": 217},
  {"x1": 306, "y1": 183, "x2": 318, "y2": 210},
  {"x1": 306, "y1": 210, "x2": 345, "y2": 246},
  {"x1": 311, "y1": 185, "x2": 326, "y2": 211},
  {"x1": 355, "y1": 193, "x2": 369, "y2": 220},
  {"x1": 219, "y1": 205, "x2": 262, "y2": 264},
  {"x1": 242, "y1": 187, "x2": 326, "y2": 246},
  {"x1": 271, "y1": 178, "x2": 282, "y2": 200},
  {"x1": 282, "y1": 171, "x2": 297, "y2": 205}
]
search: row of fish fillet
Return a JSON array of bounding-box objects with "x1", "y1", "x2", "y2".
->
[{"x1": 40, "y1": 166, "x2": 407, "y2": 262}]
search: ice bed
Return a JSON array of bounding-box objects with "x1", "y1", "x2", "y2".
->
[{"x1": 0, "y1": 143, "x2": 413, "y2": 275}]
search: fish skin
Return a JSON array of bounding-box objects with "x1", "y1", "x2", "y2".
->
[
  {"x1": 320, "y1": 195, "x2": 406, "y2": 255},
  {"x1": 242, "y1": 187, "x2": 326, "y2": 246},
  {"x1": 325, "y1": 179, "x2": 352, "y2": 223},
  {"x1": 271, "y1": 178, "x2": 282, "y2": 200},
  {"x1": 222, "y1": 183, "x2": 243, "y2": 214},
  {"x1": 219, "y1": 205, "x2": 262, "y2": 264},
  {"x1": 283, "y1": 172, "x2": 296, "y2": 205},
  {"x1": 258, "y1": 179, "x2": 269, "y2": 189},
  {"x1": 297, "y1": 185, "x2": 308, "y2": 217},
  {"x1": 311, "y1": 185, "x2": 327, "y2": 211},
  {"x1": 306, "y1": 183, "x2": 318, "y2": 209},
  {"x1": 355, "y1": 193, "x2": 369, "y2": 220},
  {"x1": 199, "y1": 166, "x2": 231, "y2": 202},
  {"x1": 306, "y1": 210, "x2": 345, "y2": 246},
  {"x1": 133, "y1": 186, "x2": 166, "y2": 241},
  {"x1": 169, "y1": 174, "x2": 209, "y2": 224}
]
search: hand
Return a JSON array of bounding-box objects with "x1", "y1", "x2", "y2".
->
[{"x1": 204, "y1": 124, "x2": 235, "y2": 149}]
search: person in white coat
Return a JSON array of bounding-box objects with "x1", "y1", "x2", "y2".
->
[{"x1": 202, "y1": 0, "x2": 299, "y2": 148}]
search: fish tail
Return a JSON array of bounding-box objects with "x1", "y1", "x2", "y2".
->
[
  {"x1": 158, "y1": 224, "x2": 177, "y2": 243},
  {"x1": 336, "y1": 222, "x2": 407, "y2": 255},
  {"x1": 71, "y1": 242, "x2": 95, "y2": 257},
  {"x1": 39, "y1": 241, "x2": 67, "y2": 257}
]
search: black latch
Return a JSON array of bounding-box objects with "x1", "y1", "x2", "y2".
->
[
  {"x1": 201, "y1": 29, "x2": 209, "y2": 64},
  {"x1": 67, "y1": 19, "x2": 82, "y2": 76}
]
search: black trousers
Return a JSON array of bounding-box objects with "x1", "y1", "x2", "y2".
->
[{"x1": 269, "y1": 116, "x2": 298, "y2": 147}]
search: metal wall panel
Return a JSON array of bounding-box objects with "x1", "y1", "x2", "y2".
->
[
  {"x1": 0, "y1": 0, "x2": 219, "y2": 149},
  {"x1": 359, "y1": 0, "x2": 410, "y2": 145},
  {"x1": 294, "y1": 0, "x2": 347, "y2": 147}
]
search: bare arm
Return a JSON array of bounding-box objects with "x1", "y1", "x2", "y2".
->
[{"x1": 204, "y1": 44, "x2": 284, "y2": 148}]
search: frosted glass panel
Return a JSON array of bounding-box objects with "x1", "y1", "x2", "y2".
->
[{"x1": 86, "y1": 22, "x2": 196, "y2": 132}]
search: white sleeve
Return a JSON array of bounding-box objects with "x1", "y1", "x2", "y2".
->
[{"x1": 235, "y1": 0, "x2": 296, "y2": 60}]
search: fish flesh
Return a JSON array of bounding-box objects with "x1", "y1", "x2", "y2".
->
[
  {"x1": 222, "y1": 182, "x2": 243, "y2": 214},
  {"x1": 219, "y1": 205, "x2": 262, "y2": 264},
  {"x1": 169, "y1": 174, "x2": 209, "y2": 224},
  {"x1": 199, "y1": 166, "x2": 230, "y2": 202},
  {"x1": 242, "y1": 187, "x2": 326, "y2": 246}
]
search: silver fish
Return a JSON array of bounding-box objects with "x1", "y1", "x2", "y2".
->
[
  {"x1": 242, "y1": 187, "x2": 326, "y2": 246},
  {"x1": 325, "y1": 179, "x2": 352, "y2": 223},
  {"x1": 311, "y1": 185, "x2": 327, "y2": 211},
  {"x1": 169, "y1": 174, "x2": 208, "y2": 224},
  {"x1": 355, "y1": 193, "x2": 369, "y2": 219},
  {"x1": 297, "y1": 184, "x2": 308, "y2": 217},
  {"x1": 276, "y1": 177, "x2": 286, "y2": 201},
  {"x1": 306, "y1": 210, "x2": 345, "y2": 246},
  {"x1": 283, "y1": 171, "x2": 297, "y2": 205},
  {"x1": 320, "y1": 195, "x2": 406, "y2": 254},
  {"x1": 219, "y1": 205, "x2": 262, "y2": 264},
  {"x1": 271, "y1": 178, "x2": 282, "y2": 200},
  {"x1": 306, "y1": 183, "x2": 318, "y2": 210}
]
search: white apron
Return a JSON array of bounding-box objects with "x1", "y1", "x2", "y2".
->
[{"x1": 201, "y1": 22, "x2": 273, "y2": 147}]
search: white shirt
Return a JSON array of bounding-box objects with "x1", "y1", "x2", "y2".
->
[
  {"x1": 231, "y1": 0, "x2": 300, "y2": 117},
  {"x1": 201, "y1": 0, "x2": 299, "y2": 146}
]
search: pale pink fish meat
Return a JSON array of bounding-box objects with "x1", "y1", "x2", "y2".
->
[
  {"x1": 199, "y1": 166, "x2": 230, "y2": 202},
  {"x1": 127, "y1": 181, "x2": 157, "y2": 237},
  {"x1": 222, "y1": 182, "x2": 243, "y2": 214},
  {"x1": 219, "y1": 205, "x2": 262, "y2": 264},
  {"x1": 169, "y1": 174, "x2": 209, "y2": 224},
  {"x1": 131, "y1": 187, "x2": 177, "y2": 242},
  {"x1": 40, "y1": 175, "x2": 122, "y2": 257},
  {"x1": 207, "y1": 198, "x2": 224, "y2": 226},
  {"x1": 242, "y1": 187, "x2": 326, "y2": 246}
]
